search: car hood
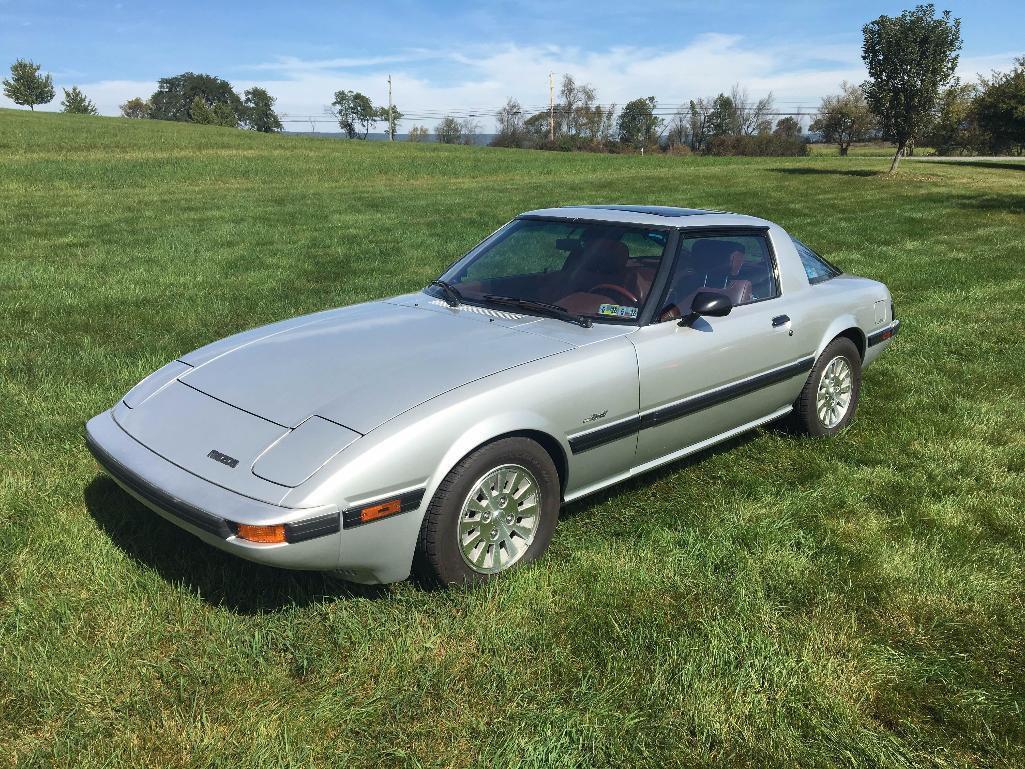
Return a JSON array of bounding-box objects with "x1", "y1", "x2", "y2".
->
[{"x1": 179, "y1": 300, "x2": 576, "y2": 433}]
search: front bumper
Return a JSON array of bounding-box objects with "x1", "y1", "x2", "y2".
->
[
  {"x1": 85, "y1": 410, "x2": 343, "y2": 570},
  {"x1": 868, "y1": 318, "x2": 900, "y2": 347}
]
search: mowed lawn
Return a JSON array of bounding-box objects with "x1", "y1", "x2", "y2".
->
[{"x1": 1, "y1": 108, "x2": 1023, "y2": 768}]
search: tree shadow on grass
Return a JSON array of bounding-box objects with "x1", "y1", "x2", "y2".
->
[
  {"x1": 912, "y1": 159, "x2": 1025, "y2": 173},
  {"x1": 773, "y1": 167, "x2": 883, "y2": 178},
  {"x1": 84, "y1": 475, "x2": 390, "y2": 614},
  {"x1": 923, "y1": 190, "x2": 1025, "y2": 215}
]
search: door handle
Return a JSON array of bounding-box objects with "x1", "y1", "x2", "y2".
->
[{"x1": 772, "y1": 314, "x2": 790, "y2": 327}]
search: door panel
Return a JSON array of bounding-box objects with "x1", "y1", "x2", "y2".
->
[{"x1": 631, "y1": 302, "x2": 808, "y2": 465}]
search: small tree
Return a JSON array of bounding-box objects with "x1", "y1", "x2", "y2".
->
[
  {"x1": 375, "y1": 104, "x2": 403, "y2": 139},
  {"x1": 685, "y1": 98, "x2": 713, "y2": 151},
  {"x1": 240, "y1": 87, "x2": 282, "y2": 132},
  {"x1": 435, "y1": 116, "x2": 462, "y2": 144},
  {"x1": 974, "y1": 57, "x2": 1025, "y2": 155},
  {"x1": 924, "y1": 80, "x2": 983, "y2": 155},
  {"x1": 706, "y1": 93, "x2": 742, "y2": 138},
  {"x1": 810, "y1": 82, "x2": 876, "y2": 156},
  {"x1": 190, "y1": 96, "x2": 214, "y2": 125},
  {"x1": 60, "y1": 86, "x2": 98, "y2": 115},
  {"x1": 330, "y1": 90, "x2": 376, "y2": 139},
  {"x1": 459, "y1": 117, "x2": 479, "y2": 145},
  {"x1": 407, "y1": 125, "x2": 429, "y2": 142},
  {"x1": 617, "y1": 97, "x2": 662, "y2": 149},
  {"x1": 731, "y1": 85, "x2": 774, "y2": 135},
  {"x1": 861, "y1": 4, "x2": 962, "y2": 172},
  {"x1": 773, "y1": 116, "x2": 802, "y2": 139},
  {"x1": 120, "y1": 97, "x2": 151, "y2": 119},
  {"x1": 3, "y1": 59, "x2": 55, "y2": 110},
  {"x1": 493, "y1": 98, "x2": 525, "y2": 147},
  {"x1": 212, "y1": 101, "x2": 238, "y2": 127}
]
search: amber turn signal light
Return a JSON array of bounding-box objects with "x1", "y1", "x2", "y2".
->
[
  {"x1": 360, "y1": 498, "x2": 401, "y2": 523},
  {"x1": 235, "y1": 523, "x2": 287, "y2": 544}
]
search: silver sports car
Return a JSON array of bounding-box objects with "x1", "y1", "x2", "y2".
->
[{"x1": 86, "y1": 205, "x2": 899, "y2": 585}]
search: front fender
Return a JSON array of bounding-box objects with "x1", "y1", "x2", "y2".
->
[{"x1": 432, "y1": 410, "x2": 569, "y2": 497}]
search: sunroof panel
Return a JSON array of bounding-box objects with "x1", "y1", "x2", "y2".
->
[{"x1": 575, "y1": 205, "x2": 716, "y2": 217}]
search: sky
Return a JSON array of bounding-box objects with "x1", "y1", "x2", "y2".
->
[{"x1": 1, "y1": 1, "x2": 1021, "y2": 129}]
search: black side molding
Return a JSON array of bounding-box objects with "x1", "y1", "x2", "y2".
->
[
  {"x1": 568, "y1": 357, "x2": 815, "y2": 454},
  {"x1": 567, "y1": 417, "x2": 642, "y2": 454}
]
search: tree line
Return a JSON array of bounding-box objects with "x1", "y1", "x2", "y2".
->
[
  {"x1": 3, "y1": 5, "x2": 1022, "y2": 165},
  {"x1": 2, "y1": 64, "x2": 285, "y2": 132}
]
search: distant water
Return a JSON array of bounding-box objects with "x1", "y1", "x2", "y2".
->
[{"x1": 286, "y1": 131, "x2": 497, "y2": 146}]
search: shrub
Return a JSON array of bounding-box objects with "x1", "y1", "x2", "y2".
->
[{"x1": 704, "y1": 134, "x2": 809, "y2": 156}]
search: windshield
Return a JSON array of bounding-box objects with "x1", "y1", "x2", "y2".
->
[{"x1": 433, "y1": 218, "x2": 669, "y2": 323}]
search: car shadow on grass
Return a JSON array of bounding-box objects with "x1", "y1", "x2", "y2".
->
[
  {"x1": 84, "y1": 475, "x2": 391, "y2": 614},
  {"x1": 559, "y1": 425, "x2": 768, "y2": 520}
]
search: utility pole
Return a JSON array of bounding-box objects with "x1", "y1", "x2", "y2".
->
[
  {"x1": 385, "y1": 75, "x2": 393, "y2": 142},
  {"x1": 548, "y1": 72, "x2": 555, "y2": 142}
]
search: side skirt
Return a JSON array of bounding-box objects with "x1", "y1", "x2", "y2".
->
[{"x1": 562, "y1": 405, "x2": 793, "y2": 504}]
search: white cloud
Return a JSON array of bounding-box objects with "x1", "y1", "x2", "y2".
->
[{"x1": 3, "y1": 38, "x2": 1019, "y2": 128}]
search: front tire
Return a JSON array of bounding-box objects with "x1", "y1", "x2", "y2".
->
[
  {"x1": 792, "y1": 337, "x2": 862, "y2": 437},
  {"x1": 415, "y1": 437, "x2": 560, "y2": 586}
]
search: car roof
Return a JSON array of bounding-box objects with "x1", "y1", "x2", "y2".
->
[{"x1": 519, "y1": 205, "x2": 774, "y2": 230}]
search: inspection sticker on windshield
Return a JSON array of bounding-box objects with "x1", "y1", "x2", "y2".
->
[{"x1": 598, "y1": 303, "x2": 638, "y2": 319}]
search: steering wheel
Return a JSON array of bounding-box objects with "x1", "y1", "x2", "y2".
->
[{"x1": 587, "y1": 283, "x2": 639, "y2": 305}]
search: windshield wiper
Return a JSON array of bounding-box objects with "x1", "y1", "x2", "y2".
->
[
  {"x1": 428, "y1": 279, "x2": 463, "y2": 307},
  {"x1": 482, "y1": 295, "x2": 592, "y2": 328}
]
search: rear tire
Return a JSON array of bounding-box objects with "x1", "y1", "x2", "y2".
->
[
  {"x1": 415, "y1": 437, "x2": 560, "y2": 587},
  {"x1": 791, "y1": 337, "x2": 862, "y2": 437}
]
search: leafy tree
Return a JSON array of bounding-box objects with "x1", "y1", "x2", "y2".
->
[
  {"x1": 190, "y1": 95, "x2": 215, "y2": 125},
  {"x1": 492, "y1": 98, "x2": 525, "y2": 147},
  {"x1": 150, "y1": 72, "x2": 243, "y2": 123},
  {"x1": 974, "y1": 57, "x2": 1025, "y2": 155},
  {"x1": 861, "y1": 4, "x2": 962, "y2": 172},
  {"x1": 407, "y1": 125, "x2": 429, "y2": 142},
  {"x1": 810, "y1": 81, "x2": 876, "y2": 155},
  {"x1": 375, "y1": 104, "x2": 403, "y2": 139},
  {"x1": 330, "y1": 90, "x2": 376, "y2": 139},
  {"x1": 212, "y1": 101, "x2": 238, "y2": 128},
  {"x1": 706, "y1": 93, "x2": 742, "y2": 138},
  {"x1": 242, "y1": 87, "x2": 282, "y2": 132},
  {"x1": 523, "y1": 111, "x2": 551, "y2": 145},
  {"x1": 684, "y1": 98, "x2": 713, "y2": 151},
  {"x1": 773, "y1": 116, "x2": 802, "y2": 139},
  {"x1": 60, "y1": 86, "x2": 97, "y2": 115},
  {"x1": 617, "y1": 97, "x2": 662, "y2": 148},
  {"x1": 119, "y1": 97, "x2": 151, "y2": 119},
  {"x1": 3, "y1": 58, "x2": 54, "y2": 110},
  {"x1": 923, "y1": 80, "x2": 983, "y2": 155},
  {"x1": 435, "y1": 115, "x2": 462, "y2": 144}
]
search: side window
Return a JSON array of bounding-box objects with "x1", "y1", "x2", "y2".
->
[
  {"x1": 663, "y1": 233, "x2": 779, "y2": 315},
  {"x1": 793, "y1": 238, "x2": 842, "y2": 284}
]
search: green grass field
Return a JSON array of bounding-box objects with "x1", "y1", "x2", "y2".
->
[{"x1": 2, "y1": 108, "x2": 1024, "y2": 768}]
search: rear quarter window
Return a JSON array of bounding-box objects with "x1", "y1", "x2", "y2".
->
[{"x1": 792, "y1": 238, "x2": 842, "y2": 284}]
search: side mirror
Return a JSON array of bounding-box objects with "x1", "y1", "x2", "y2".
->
[{"x1": 679, "y1": 291, "x2": 732, "y2": 326}]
